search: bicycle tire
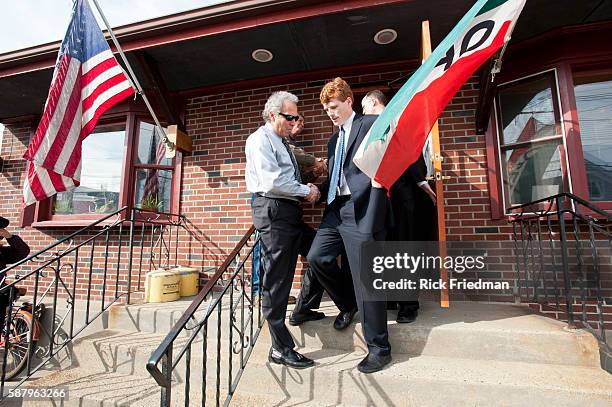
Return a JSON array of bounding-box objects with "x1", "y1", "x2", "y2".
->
[{"x1": 0, "y1": 311, "x2": 34, "y2": 381}]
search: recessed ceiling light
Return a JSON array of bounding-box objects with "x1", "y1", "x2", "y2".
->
[
  {"x1": 252, "y1": 49, "x2": 273, "y2": 63},
  {"x1": 374, "y1": 29, "x2": 398, "y2": 45}
]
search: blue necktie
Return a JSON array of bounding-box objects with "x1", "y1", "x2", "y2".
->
[{"x1": 327, "y1": 126, "x2": 345, "y2": 204}]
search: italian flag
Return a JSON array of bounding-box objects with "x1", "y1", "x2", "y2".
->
[{"x1": 353, "y1": 0, "x2": 526, "y2": 190}]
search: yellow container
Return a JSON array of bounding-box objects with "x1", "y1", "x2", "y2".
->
[
  {"x1": 170, "y1": 266, "x2": 199, "y2": 297},
  {"x1": 145, "y1": 270, "x2": 180, "y2": 303}
]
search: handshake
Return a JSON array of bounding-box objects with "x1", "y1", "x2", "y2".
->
[{"x1": 305, "y1": 183, "x2": 320, "y2": 203}]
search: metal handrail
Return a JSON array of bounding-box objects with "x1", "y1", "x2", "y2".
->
[
  {"x1": 509, "y1": 193, "x2": 610, "y2": 351},
  {"x1": 0, "y1": 206, "x2": 186, "y2": 399},
  {"x1": 146, "y1": 224, "x2": 255, "y2": 382},
  {"x1": 146, "y1": 225, "x2": 261, "y2": 406},
  {"x1": 1, "y1": 206, "x2": 128, "y2": 275},
  {"x1": 508, "y1": 192, "x2": 612, "y2": 220}
]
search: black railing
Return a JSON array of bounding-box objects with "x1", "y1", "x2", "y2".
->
[
  {"x1": 509, "y1": 192, "x2": 611, "y2": 349},
  {"x1": 147, "y1": 225, "x2": 262, "y2": 407},
  {"x1": 0, "y1": 207, "x2": 185, "y2": 399}
]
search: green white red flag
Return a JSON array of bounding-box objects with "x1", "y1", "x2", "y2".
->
[{"x1": 353, "y1": 0, "x2": 526, "y2": 189}]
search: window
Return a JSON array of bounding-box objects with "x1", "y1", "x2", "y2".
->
[
  {"x1": 484, "y1": 23, "x2": 612, "y2": 218},
  {"x1": 53, "y1": 124, "x2": 126, "y2": 215},
  {"x1": 573, "y1": 72, "x2": 612, "y2": 202},
  {"x1": 495, "y1": 71, "x2": 566, "y2": 210},
  {"x1": 133, "y1": 121, "x2": 173, "y2": 213},
  {"x1": 28, "y1": 107, "x2": 181, "y2": 226}
]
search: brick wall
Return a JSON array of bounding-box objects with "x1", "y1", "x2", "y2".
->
[{"x1": 0, "y1": 70, "x2": 541, "y2": 303}]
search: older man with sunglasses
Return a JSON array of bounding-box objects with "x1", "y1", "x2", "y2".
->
[{"x1": 245, "y1": 91, "x2": 319, "y2": 369}]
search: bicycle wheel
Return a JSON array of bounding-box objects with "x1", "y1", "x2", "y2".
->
[{"x1": 0, "y1": 311, "x2": 33, "y2": 380}]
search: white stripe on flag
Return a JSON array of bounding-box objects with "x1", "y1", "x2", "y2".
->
[
  {"x1": 73, "y1": 160, "x2": 82, "y2": 182},
  {"x1": 54, "y1": 103, "x2": 83, "y2": 175},
  {"x1": 81, "y1": 80, "x2": 132, "y2": 127},
  {"x1": 81, "y1": 64, "x2": 123, "y2": 100},
  {"x1": 81, "y1": 49, "x2": 114, "y2": 75},
  {"x1": 32, "y1": 58, "x2": 81, "y2": 164},
  {"x1": 35, "y1": 164, "x2": 58, "y2": 198},
  {"x1": 23, "y1": 175, "x2": 36, "y2": 206}
]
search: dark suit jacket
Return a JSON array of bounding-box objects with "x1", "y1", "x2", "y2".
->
[
  {"x1": 389, "y1": 154, "x2": 433, "y2": 241},
  {"x1": 393, "y1": 154, "x2": 427, "y2": 190},
  {"x1": 319, "y1": 113, "x2": 392, "y2": 234}
]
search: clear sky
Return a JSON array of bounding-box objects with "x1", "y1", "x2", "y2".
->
[
  {"x1": 0, "y1": 0, "x2": 230, "y2": 137},
  {"x1": 0, "y1": 0, "x2": 231, "y2": 54}
]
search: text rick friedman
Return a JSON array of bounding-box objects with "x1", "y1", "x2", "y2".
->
[{"x1": 373, "y1": 278, "x2": 510, "y2": 290}]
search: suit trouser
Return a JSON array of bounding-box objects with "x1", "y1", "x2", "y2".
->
[
  {"x1": 308, "y1": 197, "x2": 391, "y2": 356},
  {"x1": 390, "y1": 182, "x2": 436, "y2": 311},
  {"x1": 252, "y1": 196, "x2": 303, "y2": 352},
  {"x1": 389, "y1": 182, "x2": 420, "y2": 311},
  {"x1": 294, "y1": 224, "x2": 327, "y2": 313}
]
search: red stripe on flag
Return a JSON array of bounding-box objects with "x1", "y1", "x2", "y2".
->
[
  {"x1": 82, "y1": 73, "x2": 130, "y2": 113},
  {"x1": 23, "y1": 55, "x2": 72, "y2": 161},
  {"x1": 375, "y1": 21, "x2": 511, "y2": 190},
  {"x1": 42, "y1": 65, "x2": 83, "y2": 171},
  {"x1": 27, "y1": 164, "x2": 48, "y2": 202},
  {"x1": 47, "y1": 169, "x2": 68, "y2": 194},
  {"x1": 81, "y1": 57, "x2": 118, "y2": 86},
  {"x1": 64, "y1": 86, "x2": 134, "y2": 178}
]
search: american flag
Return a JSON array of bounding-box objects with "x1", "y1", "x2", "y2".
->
[{"x1": 23, "y1": 0, "x2": 134, "y2": 206}]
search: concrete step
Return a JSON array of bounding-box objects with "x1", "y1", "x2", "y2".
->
[
  {"x1": 18, "y1": 347, "x2": 612, "y2": 407},
  {"x1": 37, "y1": 299, "x2": 601, "y2": 379},
  {"x1": 231, "y1": 348, "x2": 612, "y2": 407},
  {"x1": 4, "y1": 293, "x2": 258, "y2": 384},
  {"x1": 277, "y1": 300, "x2": 601, "y2": 368},
  {"x1": 65, "y1": 327, "x2": 264, "y2": 378},
  {"x1": 12, "y1": 296, "x2": 611, "y2": 407}
]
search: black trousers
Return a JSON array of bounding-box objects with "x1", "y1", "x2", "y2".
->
[
  {"x1": 293, "y1": 223, "x2": 325, "y2": 313},
  {"x1": 293, "y1": 223, "x2": 354, "y2": 313},
  {"x1": 389, "y1": 181, "x2": 436, "y2": 311},
  {"x1": 308, "y1": 197, "x2": 390, "y2": 356},
  {"x1": 252, "y1": 196, "x2": 305, "y2": 352}
]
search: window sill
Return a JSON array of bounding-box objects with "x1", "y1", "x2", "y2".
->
[
  {"x1": 31, "y1": 212, "x2": 180, "y2": 228},
  {"x1": 31, "y1": 219, "x2": 123, "y2": 228}
]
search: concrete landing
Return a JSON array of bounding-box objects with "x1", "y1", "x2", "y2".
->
[{"x1": 8, "y1": 298, "x2": 611, "y2": 407}]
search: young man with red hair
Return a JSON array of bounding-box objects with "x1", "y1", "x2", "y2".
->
[{"x1": 308, "y1": 78, "x2": 392, "y2": 373}]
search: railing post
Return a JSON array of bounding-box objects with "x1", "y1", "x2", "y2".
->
[
  {"x1": 127, "y1": 208, "x2": 135, "y2": 305},
  {"x1": 160, "y1": 345, "x2": 172, "y2": 407},
  {"x1": 555, "y1": 196, "x2": 576, "y2": 328}
]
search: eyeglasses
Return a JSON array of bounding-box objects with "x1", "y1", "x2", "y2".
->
[{"x1": 277, "y1": 112, "x2": 301, "y2": 122}]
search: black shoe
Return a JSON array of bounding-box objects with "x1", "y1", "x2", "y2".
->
[
  {"x1": 268, "y1": 348, "x2": 314, "y2": 369},
  {"x1": 357, "y1": 353, "x2": 392, "y2": 374},
  {"x1": 396, "y1": 307, "x2": 417, "y2": 324},
  {"x1": 333, "y1": 308, "x2": 357, "y2": 330},
  {"x1": 289, "y1": 310, "x2": 326, "y2": 326}
]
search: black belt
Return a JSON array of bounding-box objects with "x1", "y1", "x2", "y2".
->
[{"x1": 256, "y1": 193, "x2": 301, "y2": 206}]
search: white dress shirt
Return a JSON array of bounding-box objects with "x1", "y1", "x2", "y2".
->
[{"x1": 245, "y1": 123, "x2": 310, "y2": 201}]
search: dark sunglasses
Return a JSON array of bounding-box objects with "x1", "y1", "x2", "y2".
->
[{"x1": 277, "y1": 112, "x2": 301, "y2": 122}]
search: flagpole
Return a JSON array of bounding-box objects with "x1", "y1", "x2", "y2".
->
[
  {"x1": 88, "y1": 0, "x2": 175, "y2": 151},
  {"x1": 421, "y1": 20, "x2": 450, "y2": 308}
]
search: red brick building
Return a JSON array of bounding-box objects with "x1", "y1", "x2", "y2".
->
[{"x1": 1, "y1": 0, "x2": 611, "y2": 307}]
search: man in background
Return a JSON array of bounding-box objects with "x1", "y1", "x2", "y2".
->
[
  {"x1": 361, "y1": 90, "x2": 436, "y2": 323},
  {"x1": 287, "y1": 114, "x2": 329, "y2": 324}
]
